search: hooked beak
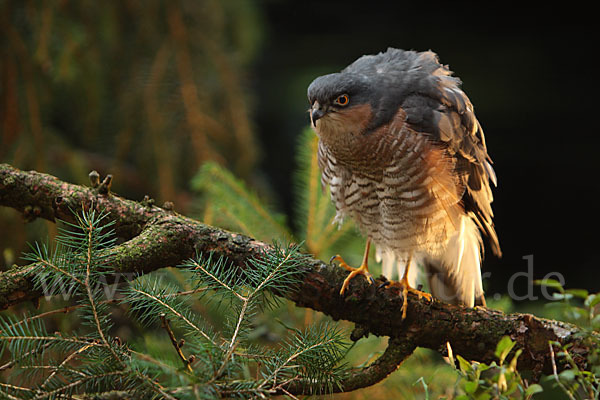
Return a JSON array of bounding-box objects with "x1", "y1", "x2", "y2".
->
[{"x1": 310, "y1": 102, "x2": 326, "y2": 127}]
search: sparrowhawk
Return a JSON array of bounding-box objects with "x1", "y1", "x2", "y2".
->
[{"x1": 307, "y1": 48, "x2": 501, "y2": 316}]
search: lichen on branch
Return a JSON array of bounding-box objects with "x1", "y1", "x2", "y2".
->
[{"x1": 0, "y1": 163, "x2": 597, "y2": 381}]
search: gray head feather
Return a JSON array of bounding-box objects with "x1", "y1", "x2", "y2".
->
[{"x1": 307, "y1": 48, "x2": 462, "y2": 130}]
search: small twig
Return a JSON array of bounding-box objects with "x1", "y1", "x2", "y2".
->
[
  {"x1": 129, "y1": 287, "x2": 217, "y2": 346},
  {"x1": 1, "y1": 300, "x2": 121, "y2": 337},
  {"x1": 130, "y1": 349, "x2": 193, "y2": 382},
  {"x1": 97, "y1": 174, "x2": 113, "y2": 194},
  {"x1": 549, "y1": 342, "x2": 576, "y2": 400},
  {"x1": 169, "y1": 287, "x2": 207, "y2": 297},
  {"x1": 160, "y1": 313, "x2": 193, "y2": 373},
  {"x1": 250, "y1": 248, "x2": 294, "y2": 296},
  {"x1": 190, "y1": 259, "x2": 245, "y2": 302},
  {"x1": 32, "y1": 371, "x2": 126, "y2": 400},
  {"x1": 280, "y1": 337, "x2": 415, "y2": 395},
  {"x1": 211, "y1": 246, "x2": 295, "y2": 382},
  {"x1": 131, "y1": 371, "x2": 179, "y2": 400},
  {"x1": 0, "y1": 381, "x2": 36, "y2": 398},
  {"x1": 0, "y1": 342, "x2": 52, "y2": 372},
  {"x1": 41, "y1": 343, "x2": 95, "y2": 389},
  {"x1": 277, "y1": 386, "x2": 300, "y2": 400},
  {"x1": 1, "y1": 163, "x2": 598, "y2": 379},
  {"x1": 208, "y1": 249, "x2": 295, "y2": 383},
  {"x1": 0, "y1": 306, "x2": 74, "y2": 336},
  {"x1": 83, "y1": 216, "x2": 124, "y2": 367},
  {"x1": 75, "y1": 390, "x2": 132, "y2": 400},
  {"x1": 257, "y1": 337, "x2": 340, "y2": 392},
  {"x1": 212, "y1": 300, "x2": 246, "y2": 380},
  {"x1": 36, "y1": 258, "x2": 85, "y2": 286},
  {"x1": 88, "y1": 170, "x2": 100, "y2": 188},
  {"x1": 0, "y1": 335, "x2": 108, "y2": 347}
]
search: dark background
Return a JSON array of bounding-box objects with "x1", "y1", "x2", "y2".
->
[{"x1": 252, "y1": 2, "x2": 598, "y2": 296}]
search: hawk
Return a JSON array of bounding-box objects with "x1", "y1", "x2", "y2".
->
[{"x1": 307, "y1": 48, "x2": 501, "y2": 316}]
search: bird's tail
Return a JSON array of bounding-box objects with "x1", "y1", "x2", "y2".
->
[{"x1": 425, "y1": 214, "x2": 484, "y2": 307}]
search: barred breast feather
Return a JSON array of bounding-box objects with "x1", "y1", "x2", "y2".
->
[{"x1": 311, "y1": 48, "x2": 500, "y2": 307}]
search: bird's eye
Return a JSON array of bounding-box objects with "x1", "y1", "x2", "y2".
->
[{"x1": 334, "y1": 94, "x2": 350, "y2": 106}]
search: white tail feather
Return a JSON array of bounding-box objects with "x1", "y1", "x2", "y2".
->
[
  {"x1": 439, "y1": 215, "x2": 484, "y2": 306},
  {"x1": 454, "y1": 217, "x2": 466, "y2": 274},
  {"x1": 375, "y1": 215, "x2": 483, "y2": 306}
]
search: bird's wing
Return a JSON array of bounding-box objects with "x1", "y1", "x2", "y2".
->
[{"x1": 399, "y1": 51, "x2": 501, "y2": 257}]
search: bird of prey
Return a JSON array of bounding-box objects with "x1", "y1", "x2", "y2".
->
[{"x1": 307, "y1": 48, "x2": 501, "y2": 316}]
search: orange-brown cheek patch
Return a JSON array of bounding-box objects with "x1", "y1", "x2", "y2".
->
[
  {"x1": 335, "y1": 104, "x2": 373, "y2": 133},
  {"x1": 317, "y1": 103, "x2": 373, "y2": 139}
]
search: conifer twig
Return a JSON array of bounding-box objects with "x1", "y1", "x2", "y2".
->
[
  {"x1": 0, "y1": 305, "x2": 78, "y2": 335},
  {"x1": 35, "y1": 258, "x2": 85, "y2": 286},
  {"x1": 0, "y1": 342, "x2": 52, "y2": 372},
  {"x1": 82, "y1": 213, "x2": 124, "y2": 368},
  {"x1": 160, "y1": 313, "x2": 193, "y2": 373},
  {"x1": 129, "y1": 287, "x2": 217, "y2": 346},
  {"x1": 34, "y1": 371, "x2": 128, "y2": 400},
  {"x1": 0, "y1": 382, "x2": 34, "y2": 399},
  {"x1": 213, "y1": 301, "x2": 245, "y2": 380},
  {"x1": 205, "y1": 250, "x2": 297, "y2": 382},
  {"x1": 272, "y1": 337, "x2": 415, "y2": 395},
  {"x1": 0, "y1": 163, "x2": 598, "y2": 379},
  {"x1": 40, "y1": 343, "x2": 95, "y2": 389}
]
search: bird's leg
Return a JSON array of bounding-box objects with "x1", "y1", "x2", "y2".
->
[
  {"x1": 332, "y1": 238, "x2": 375, "y2": 295},
  {"x1": 394, "y1": 253, "x2": 432, "y2": 320}
]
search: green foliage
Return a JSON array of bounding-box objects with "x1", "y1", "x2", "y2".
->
[
  {"x1": 0, "y1": 128, "x2": 367, "y2": 399},
  {"x1": 535, "y1": 280, "x2": 600, "y2": 400},
  {"x1": 192, "y1": 127, "x2": 364, "y2": 263},
  {"x1": 3, "y1": 127, "x2": 599, "y2": 398},
  {"x1": 534, "y1": 279, "x2": 600, "y2": 332},
  {"x1": 0, "y1": 0, "x2": 264, "y2": 272},
  {"x1": 448, "y1": 336, "x2": 541, "y2": 400},
  {"x1": 191, "y1": 162, "x2": 290, "y2": 243},
  {"x1": 1, "y1": 210, "x2": 131, "y2": 398},
  {"x1": 0, "y1": 209, "x2": 351, "y2": 398},
  {"x1": 0, "y1": 1, "x2": 261, "y2": 181},
  {"x1": 448, "y1": 280, "x2": 600, "y2": 400}
]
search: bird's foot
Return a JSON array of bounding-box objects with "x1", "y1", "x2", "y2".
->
[
  {"x1": 330, "y1": 254, "x2": 375, "y2": 295},
  {"x1": 385, "y1": 278, "x2": 432, "y2": 320}
]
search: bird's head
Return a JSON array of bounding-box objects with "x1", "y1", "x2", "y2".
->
[{"x1": 307, "y1": 72, "x2": 380, "y2": 144}]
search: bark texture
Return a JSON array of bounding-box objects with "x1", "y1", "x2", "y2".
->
[{"x1": 0, "y1": 163, "x2": 597, "y2": 384}]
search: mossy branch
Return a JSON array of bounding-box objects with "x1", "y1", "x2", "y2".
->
[{"x1": 0, "y1": 163, "x2": 598, "y2": 389}]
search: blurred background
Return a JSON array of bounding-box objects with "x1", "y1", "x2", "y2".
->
[
  {"x1": 0, "y1": 1, "x2": 597, "y2": 397},
  {"x1": 2, "y1": 0, "x2": 597, "y2": 295}
]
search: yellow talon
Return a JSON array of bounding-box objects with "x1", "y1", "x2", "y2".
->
[
  {"x1": 331, "y1": 239, "x2": 374, "y2": 295},
  {"x1": 387, "y1": 253, "x2": 433, "y2": 320},
  {"x1": 333, "y1": 256, "x2": 374, "y2": 295}
]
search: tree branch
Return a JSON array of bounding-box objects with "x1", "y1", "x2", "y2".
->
[
  {"x1": 280, "y1": 337, "x2": 416, "y2": 395},
  {"x1": 0, "y1": 163, "x2": 597, "y2": 385}
]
